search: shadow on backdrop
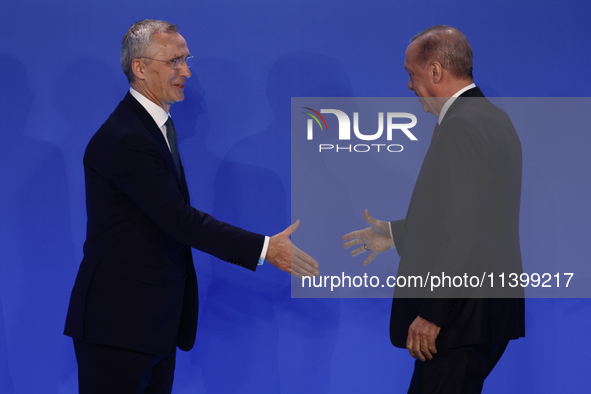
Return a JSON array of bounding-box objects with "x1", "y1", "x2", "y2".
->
[
  {"x1": 55, "y1": 56, "x2": 123, "y2": 388},
  {"x1": 203, "y1": 51, "x2": 355, "y2": 393},
  {"x1": 0, "y1": 53, "x2": 75, "y2": 393}
]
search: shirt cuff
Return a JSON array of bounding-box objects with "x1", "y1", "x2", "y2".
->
[
  {"x1": 258, "y1": 236, "x2": 270, "y2": 265},
  {"x1": 388, "y1": 223, "x2": 396, "y2": 249}
]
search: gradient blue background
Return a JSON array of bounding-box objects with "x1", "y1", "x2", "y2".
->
[{"x1": 0, "y1": 0, "x2": 589, "y2": 393}]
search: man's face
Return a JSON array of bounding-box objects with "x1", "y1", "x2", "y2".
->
[
  {"x1": 404, "y1": 41, "x2": 437, "y2": 115},
  {"x1": 142, "y1": 32, "x2": 191, "y2": 110}
]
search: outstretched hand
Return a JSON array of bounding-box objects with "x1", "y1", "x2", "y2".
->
[
  {"x1": 266, "y1": 220, "x2": 320, "y2": 278},
  {"x1": 342, "y1": 209, "x2": 393, "y2": 265}
]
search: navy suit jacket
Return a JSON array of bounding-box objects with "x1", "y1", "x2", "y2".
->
[
  {"x1": 64, "y1": 92, "x2": 265, "y2": 355},
  {"x1": 389, "y1": 88, "x2": 525, "y2": 349}
]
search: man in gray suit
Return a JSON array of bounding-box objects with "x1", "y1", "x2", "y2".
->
[{"x1": 344, "y1": 25, "x2": 524, "y2": 393}]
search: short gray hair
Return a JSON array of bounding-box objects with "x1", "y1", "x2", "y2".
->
[
  {"x1": 410, "y1": 25, "x2": 473, "y2": 80},
  {"x1": 120, "y1": 19, "x2": 178, "y2": 82}
]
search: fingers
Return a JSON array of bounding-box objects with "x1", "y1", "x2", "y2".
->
[
  {"x1": 292, "y1": 244, "x2": 320, "y2": 278},
  {"x1": 291, "y1": 258, "x2": 318, "y2": 278},
  {"x1": 343, "y1": 238, "x2": 364, "y2": 252},
  {"x1": 362, "y1": 251, "x2": 376, "y2": 266},
  {"x1": 407, "y1": 316, "x2": 440, "y2": 362},
  {"x1": 419, "y1": 337, "x2": 433, "y2": 361},
  {"x1": 280, "y1": 219, "x2": 299, "y2": 239},
  {"x1": 269, "y1": 220, "x2": 318, "y2": 278},
  {"x1": 363, "y1": 209, "x2": 376, "y2": 225},
  {"x1": 407, "y1": 335, "x2": 429, "y2": 362},
  {"x1": 364, "y1": 209, "x2": 390, "y2": 234},
  {"x1": 343, "y1": 212, "x2": 389, "y2": 265},
  {"x1": 342, "y1": 230, "x2": 358, "y2": 242},
  {"x1": 343, "y1": 228, "x2": 370, "y2": 248},
  {"x1": 290, "y1": 219, "x2": 300, "y2": 235},
  {"x1": 406, "y1": 337, "x2": 416, "y2": 359},
  {"x1": 427, "y1": 338, "x2": 438, "y2": 358},
  {"x1": 363, "y1": 209, "x2": 382, "y2": 229},
  {"x1": 427, "y1": 326, "x2": 440, "y2": 357},
  {"x1": 351, "y1": 245, "x2": 365, "y2": 256},
  {"x1": 343, "y1": 237, "x2": 362, "y2": 249},
  {"x1": 342, "y1": 226, "x2": 374, "y2": 261}
]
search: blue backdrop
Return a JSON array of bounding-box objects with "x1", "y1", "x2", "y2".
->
[{"x1": 0, "y1": 1, "x2": 589, "y2": 393}]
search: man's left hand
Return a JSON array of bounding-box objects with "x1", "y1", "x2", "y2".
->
[
  {"x1": 342, "y1": 209, "x2": 393, "y2": 266},
  {"x1": 406, "y1": 316, "x2": 441, "y2": 362}
]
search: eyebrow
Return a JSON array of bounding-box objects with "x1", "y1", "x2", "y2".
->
[{"x1": 170, "y1": 53, "x2": 191, "y2": 60}]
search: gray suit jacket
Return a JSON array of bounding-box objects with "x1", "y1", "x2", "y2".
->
[{"x1": 389, "y1": 88, "x2": 525, "y2": 349}]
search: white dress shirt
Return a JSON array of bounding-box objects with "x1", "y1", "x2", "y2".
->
[{"x1": 437, "y1": 83, "x2": 476, "y2": 125}]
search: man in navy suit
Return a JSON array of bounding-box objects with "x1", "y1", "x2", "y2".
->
[
  {"x1": 64, "y1": 19, "x2": 319, "y2": 393},
  {"x1": 344, "y1": 26, "x2": 524, "y2": 393}
]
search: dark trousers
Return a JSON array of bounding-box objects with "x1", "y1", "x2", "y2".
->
[
  {"x1": 408, "y1": 341, "x2": 509, "y2": 394},
  {"x1": 73, "y1": 339, "x2": 176, "y2": 394}
]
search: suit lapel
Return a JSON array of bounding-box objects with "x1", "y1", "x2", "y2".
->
[
  {"x1": 405, "y1": 88, "x2": 486, "y2": 219},
  {"x1": 121, "y1": 92, "x2": 188, "y2": 198}
]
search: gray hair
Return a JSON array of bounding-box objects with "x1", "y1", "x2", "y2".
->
[
  {"x1": 120, "y1": 19, "x2": 178, "y2": 82},
  {"x1": 410, "y1": 25, "x2": 473, "y2": 80}
]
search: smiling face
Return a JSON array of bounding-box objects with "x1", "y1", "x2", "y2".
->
[
  {"x1": 404, "y1": 41, "x2": 439, "y2": 116},
  {"x1": 133, "y1": 32, "x2": 191, "y2": 112}
]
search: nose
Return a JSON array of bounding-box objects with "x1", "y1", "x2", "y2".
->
[
  {"x1": 407, "y1": 77, "x2": 413, "y2": 91},
  {"x1": 179, "y1": 62, "x2": 191, "y2": 78}
]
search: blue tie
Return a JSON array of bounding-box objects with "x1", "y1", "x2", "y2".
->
[{"x1": 165, "y1": 117, "x2": 181, "y2": 176}]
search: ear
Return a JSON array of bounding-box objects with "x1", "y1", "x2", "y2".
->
[
  {"x1": 430, "y1": 61, "x2": 443, "y2": 84},
  {"x1": 131, "y1": 58, "x2": 147, "y2": 81}
]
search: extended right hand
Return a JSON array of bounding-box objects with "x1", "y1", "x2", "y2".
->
[{"x1": 266, "y1": 220, "x2": 320, "y2": 278}]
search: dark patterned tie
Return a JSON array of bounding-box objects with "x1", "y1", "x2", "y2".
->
[
  {"x1": 165, "y1": 116, "x2": 181, "y2": 176},
  {"x1": 431, "y1": 122, "x2": 440, "y2": 142}
]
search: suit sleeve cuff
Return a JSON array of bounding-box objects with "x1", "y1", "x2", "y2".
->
[
  {"x1": 389, "y1": 223, "x2": 396, "y2": 249},
  {"x1": 389, "y1": 220, "x2": 406, "y2": 257}
]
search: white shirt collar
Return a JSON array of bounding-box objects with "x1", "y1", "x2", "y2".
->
[
  {"x1": 437, "y1": 83, "x2": 476, "y2": 125},
  {"x1": 129, "y1": 87, "x2": 171, "y2": 129}
]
